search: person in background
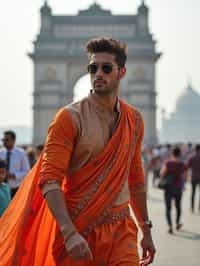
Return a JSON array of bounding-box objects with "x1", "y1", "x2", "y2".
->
[
  {"x1": 0, "y1": 131, "x2": 30, "y2": 198},
  {"x1": 36, "y1": 144, "x2": 44, "y2": 160},
  {"x1": 0, "y1": 159, "x2": 11, "y2": 217},
  {"x1": 160, "y1": 147, "x2": 187, "y2": 234},
  {"x1": 26, "y1": 146, "x2": 37, "y2": 168},
  {"x1": 161, "y1": 144, "x2": 172, "y2": 162},
  {"x1": 150, "y1": 146, "x2": 162, "y2": 187},
  {"x1": 142, "y1": 145, "x2": 150, "y2": 191},
  {"x1": 187, "y1": 144, "x2": 200, "y2": 213}
]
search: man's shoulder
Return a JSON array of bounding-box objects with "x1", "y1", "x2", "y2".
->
[
  {"x1": 63, "y1": 97, "x2": 90, "y2": 123},
  {"x1": 65, "y1": 97, "x2": 89, "y2": 113},
  {"x1": 52, "y1": 98, "x2": 88, "y2": 125},
  {"x1": 12, "y1": 147, "x2": 28, "y2": 159},
  {"x1": 120, "y1": 99, "x2": 143, "y2": 121},
  {"x1": 120, "y1": 99, "x2": 141, "y2": 113},
  {"x1": 55, "y1": 97, "x2": 90, "y2": 132}
]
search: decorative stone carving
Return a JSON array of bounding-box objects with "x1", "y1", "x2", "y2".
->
[
  {"x1": 45, "y1": 67, "x2": 57, "y2": 81},
  {"x1": 134, "y1": 65, "x2": 145, "y2": 80}
]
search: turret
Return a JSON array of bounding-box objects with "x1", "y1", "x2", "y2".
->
[
  {"x1": 136, "y1": 1, "x2": 149, "y2": 36},
  {"x1": 40, "y1": 1, "x2": 52, "y2": 36}
]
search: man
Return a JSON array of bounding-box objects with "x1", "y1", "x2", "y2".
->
[
  {"x1": 187, "y1": 144, "x2": 200, "y2": 213},
  {"x1": 0, "y1": 38, "x2": 155, "y2": 266},
  {"x1": 0, "y1": 130, "x2": 30, "y2": 197}
]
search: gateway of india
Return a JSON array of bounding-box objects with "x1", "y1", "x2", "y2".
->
[{"x1": 29, "y1": 1, "x2": 161, "y2": 145}]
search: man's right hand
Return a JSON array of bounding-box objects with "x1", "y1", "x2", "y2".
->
[{"x1": 65, "y1": 232, "x2": 93, "y2": 261}]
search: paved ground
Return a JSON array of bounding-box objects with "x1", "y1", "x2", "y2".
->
[{"x1": 145, "y1": 178, "x2": 200, "y2": 266}]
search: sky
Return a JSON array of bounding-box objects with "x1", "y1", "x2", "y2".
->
[{"x1": 0, "y1": 0, "x2": 200, "y2": 129}]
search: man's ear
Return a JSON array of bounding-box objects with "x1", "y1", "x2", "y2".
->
[{"x1": 119, "y1": 67, "x2": 126, "y2": 79}]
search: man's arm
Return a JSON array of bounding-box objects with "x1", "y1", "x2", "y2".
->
[
  {"x1": 129, "y1": 112, "x2": 156, "y2": 265},
  {"x1": 39, "y1": 108, "x2": 93, "y2": 261}
]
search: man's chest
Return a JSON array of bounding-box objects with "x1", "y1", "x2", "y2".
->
[
  {"x1": 78, "y1": 113, "x2": 118, "y2": 153},
  {"x1": 69, "y1": 110, "x2": 120, "y2": 171}
]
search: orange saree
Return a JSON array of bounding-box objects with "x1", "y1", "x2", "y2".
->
[{"x1": 0, "y1": 100, "x2": 141, "y2": 266}]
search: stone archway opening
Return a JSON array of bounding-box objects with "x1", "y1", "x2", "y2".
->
[{"x1": 73, "y1": 74, "x2": 91, "y2": 101}]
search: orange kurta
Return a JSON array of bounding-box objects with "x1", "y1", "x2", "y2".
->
[{"x1": 0, "y1": 99, "x2": 144, "y2": 266}]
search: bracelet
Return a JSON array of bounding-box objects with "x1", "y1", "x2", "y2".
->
[
  {"x1": 62, "y1": 229, "x2": 77, "y2": 243},
  {"x1": 139, "y1": 220, "x2": 153, "y2": 229}
]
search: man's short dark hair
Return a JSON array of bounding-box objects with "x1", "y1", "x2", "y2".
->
[
  {"x1": 195, "y1": 144, "x2": 200, "y2": 152},
  {"x1": 4, "y1": 130, "x2": 16, "y2": 141},
  {"x1": 0, "y1": 159, "x2": 6, "y2": 169},
  {"x1": 86, "y1": 37, "x2": 127, "y2": 67},
  {"x1": 172, "y1": 147, "x2": 181, "y2": 158}
]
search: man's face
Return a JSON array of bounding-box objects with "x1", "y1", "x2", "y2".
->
[
  {"x1": 88, "y1": 52, "x2": 126, "y2": 95},
  {"x1": 0, "y1": 168, "x2": 6, "y2": 183},
  {"x1": 2, "y1": 134, "x2": 15, "y2": 150}
]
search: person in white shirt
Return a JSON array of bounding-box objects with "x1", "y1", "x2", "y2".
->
[{"x1": 0, "y1": 131, "x2": 30, "y2": 198}]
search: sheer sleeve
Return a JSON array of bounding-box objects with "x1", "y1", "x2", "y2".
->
[{"x1": 38, "y1": 108, "x2": 76, "y2": 188}]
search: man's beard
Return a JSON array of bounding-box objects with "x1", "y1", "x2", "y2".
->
[
  {"x1": 93, "y1": 85, "x2": 114, "y2": 95},
  {"x1": 92, "y1": 80, "x2": 119, "y2": 95}
]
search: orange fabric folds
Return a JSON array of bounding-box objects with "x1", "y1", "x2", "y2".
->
[
  {"x1": 60, "y1": 204, "x2": 139, "y2": 266},
  {"x1": 0, "y1": 101, "x2": 141, "y2": 266},
  {"x1": 0, "y1": 156, "x2": 57, "y2": 266}
]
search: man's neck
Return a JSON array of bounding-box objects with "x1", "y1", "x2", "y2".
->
[{"x1": 90, "y1": 91, "x2": 118, "y2": 113}]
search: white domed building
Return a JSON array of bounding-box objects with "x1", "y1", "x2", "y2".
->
[{"x1": 160, "y1": 83, "x2": 200, "y2": 143}]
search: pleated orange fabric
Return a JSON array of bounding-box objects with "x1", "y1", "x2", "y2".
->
[
  {"x1": 59, "y1": 203, "x2": 140, "y2": 266},
  {"x1": 0, "y1": 100, "x2": 142, "y2": 266}
]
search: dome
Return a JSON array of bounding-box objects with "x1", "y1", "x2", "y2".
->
[
  {"x1": 175, "y1": 83, "x2": 200, "y2": 112},
  {"x1": 161, "y1": 83, "x2": 200, "y2": 143}
]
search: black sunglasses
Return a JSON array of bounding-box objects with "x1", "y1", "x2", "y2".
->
[{"x1": 87, "y1": 63, "x2": 120, "y2": 74}]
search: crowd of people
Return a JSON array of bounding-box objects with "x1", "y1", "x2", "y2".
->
[{"x1": 142, "y1": 142, "x2": 200, "y2": 234}]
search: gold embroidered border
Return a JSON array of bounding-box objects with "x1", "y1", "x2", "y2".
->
[
  {"x1": 70, "y1": 130, "x2": 123, "y2": 221},
  {"x1": 98, "y1": 109, "x2": 141, "y2": 220},
  {"x1": 71, "y1": 108, "x2": 141, "y2": 227},
  {"x1": 80, "y1": 109, "x2": 141, "y2": 236},
  {"x1": 109, "y1": 108, "x2": 141, "y2": 207},
  {"x1": 81, "y1": 206, "x2": 130, "y2": 237}
]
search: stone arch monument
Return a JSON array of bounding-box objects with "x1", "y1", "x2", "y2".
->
[{"x1": 29, "y1": 1, "x2": 161, "y2": 145}]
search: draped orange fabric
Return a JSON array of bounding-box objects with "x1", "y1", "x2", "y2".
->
[
  {"x1": 0, "y1": 100, "x2": 142, "y2": 266},
  {"x1": 57, "y1": 205, "x2": 140, "y2": 266}
]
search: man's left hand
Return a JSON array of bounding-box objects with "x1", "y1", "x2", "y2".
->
[{"x1": 140, "y1": 232, "x2": 156, "y2": 265}]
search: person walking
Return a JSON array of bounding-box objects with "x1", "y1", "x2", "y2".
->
[
  {"x1": 0, "y1": 130, "x2": 30, "y2": 198},
  {"x1": 160, "y1": 146, "x2": 187, "y2": 234},
  {"x1": 187, "y1": 144, "x2": 200, "y2": 213},
  {"x1": 0, "y1": 37, "x2": 155, "y2": 266}
]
